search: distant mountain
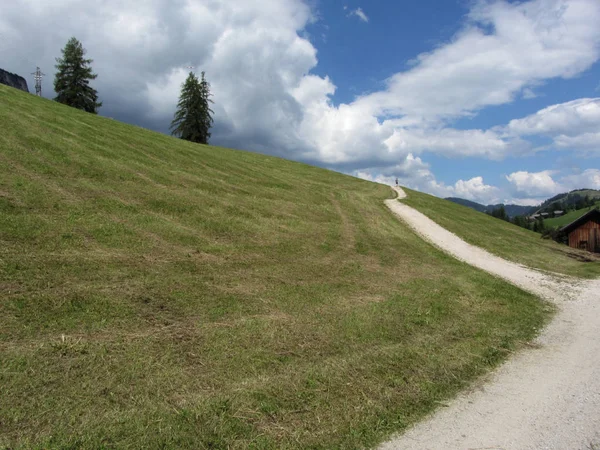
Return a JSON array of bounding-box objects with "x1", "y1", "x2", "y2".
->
[
  {"x1": 535, "y1": 189, "x2": 600, "y2": 214},
  {"x1": 445, "y1": 197, "x2": 487, "y2": 213},
  {"x1": 445, "y1": 198, "x2": 536, "y2": 218},
  {"x1": 446, "y1": 189, "x2": 600, "y2": 219},
  {"x1": 487, "y1": 204, "x2": 537, "y2": 217}
]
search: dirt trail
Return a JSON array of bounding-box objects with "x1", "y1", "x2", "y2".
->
[{"x1": 381, "y1": 187, "x2": 600, "y2": 450}]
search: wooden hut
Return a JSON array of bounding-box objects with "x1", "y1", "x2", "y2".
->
[{"x1": 560, "y1": 209, "x2": 600, "y2": 253}]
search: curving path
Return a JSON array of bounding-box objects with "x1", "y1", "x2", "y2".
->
[{"x1": 381, "y1": 187, "x2": 600, "y2": 450}]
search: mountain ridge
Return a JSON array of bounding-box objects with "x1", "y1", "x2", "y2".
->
[
  {"x1": 445, "y1": 197, "x2": 535, "y2": 218},
  {"x1": 446, "y1": 189, "x2": 600, "y2": 218}
]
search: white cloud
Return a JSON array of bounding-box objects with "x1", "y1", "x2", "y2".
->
[
  {"x1": 453, "y1": 177, "x2": 500, "y2": 203},
  {"x1": 554, "y1": 132, "x2": 600, "y2": 153},
  {"x1": 303, "y1": 0, "x2": 600, "y2": 167},
  {"x1": 0, "y1": 0, "x2": 317, "y2": 153},
  {"x1": 5, "y1": 0, "x2": 598, "y2": 169},
  {"x1": 355, "y1": 155, "x2": 501, "y2": 204},
  {"x1": 561, "y1": 169, "x2": 600, "y2": 190},
  {"x1": 505, "y1": 197, "x2": 543, "y2": 207},
  {"x1": 506, "y1": 98, "x2": 600, "y2": 137},
  {"x1": 505, "y1": 169, "x2": 600, "y2": 203},
  {"x1": 361, "y1": 162, "x2": 599, "y2": 206},
  {"x1": 348, "y1": 7, "x2": 369, "y2": 23},
  {"x1": 354, "y1": 0, "x2": 600, "y2": 121},
  {"x1": 500, "y1": 98, "x2": 600, "y2": 155},
  {"x1": 506, "y1": 170, "x2": 563, "y2": 197},
  {"x1": 383, "y1": 127, "x2": 517, "y2": 160},
  {"x1": 354, "y1": 154, "x2": 432, "y2": 186}
]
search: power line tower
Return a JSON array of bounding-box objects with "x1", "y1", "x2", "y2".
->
[{"x1": 31, "y1": 67, "x2": 45, "y2": 96}]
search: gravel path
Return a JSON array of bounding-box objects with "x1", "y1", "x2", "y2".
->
[{"x1": 381, "y1": 187, "x2": 600, "y2": 450}]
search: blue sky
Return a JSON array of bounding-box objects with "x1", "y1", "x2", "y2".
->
[
  {"x1": 2, "y1": 0, "x2": 599, "y2": 205},
  {"x1": 306, "y1": 0, "x2": 600, "y2": 204},
  {"x1": 308, "y1": 1, "x2": 466, "y2": 105}
]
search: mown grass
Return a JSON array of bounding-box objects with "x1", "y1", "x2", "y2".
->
[
  {"x1": 402, "y1": 188, "x2": 600, "y2": 279},
  {"x1": 544, "y1": 203, "x2": 600, "y2": 228},
  {"x1": 0, "y1": 84, "x2": 551, "y2": 449}
]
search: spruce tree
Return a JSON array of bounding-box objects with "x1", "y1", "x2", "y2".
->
[
  {"x1": 54, "y1": 37, "x2": 102, "y2": 113},
  {"x1": 171, "y1": 71, "x2": 214, "y2": 144},
  {"x1": 198, "y1": 72, "x2": 215, "y2": 144}
]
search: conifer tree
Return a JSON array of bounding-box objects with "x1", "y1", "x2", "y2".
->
[
  {"x1": 171, "y1": 71, "x2": 214, "y2": 144},
  {"x1": 54, "y1": 37, "x2": 101, "y2": 113}
]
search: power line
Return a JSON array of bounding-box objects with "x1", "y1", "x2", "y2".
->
[{"x1": 31, "y1": 66, "x2": 45, "y2": 96}]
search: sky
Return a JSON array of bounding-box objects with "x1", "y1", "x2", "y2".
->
[{"x1": 1, "y1": 0, "x2": 599, "y2": 206}]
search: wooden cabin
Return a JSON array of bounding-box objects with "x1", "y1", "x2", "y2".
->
[{"x1": 560, "y1": 209, "x2": 600, "y2": 253}]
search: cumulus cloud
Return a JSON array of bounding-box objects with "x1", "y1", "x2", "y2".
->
[
  {"x1": 355, "y1": 155, "x2": 501, "y2": 204},
  {"x1": 382, "y1": 127, "x2": 519, "y2": 160},
  {"x1": 561, "y1": 169, "x2": 600, "y2": 190},
  {"x1": 302, "y1": 0, "x2": 600, "y2": 167},
  {"x1": 506, "y1": 170, "x2": 563, "y2": 197},
  {"x1": 453, "y1": 177, "x2": 501, "y2": 203},
  {"x1": 0, "y1": 0, "x2": 317, "y2": 152},
  {"x1": 506, "y1": 169, "x2": 600, "y2": 203},
  {"x1": 504, "y1": 197, "x2": 544, "y2": 207},
  {"x1": 354, "y1": 154, "x2": 438, "y2": 189}
]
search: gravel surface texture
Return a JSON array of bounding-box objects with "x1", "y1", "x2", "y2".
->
[{"x1": 381, "y1": 187, "x2": 600, "y2": 450}]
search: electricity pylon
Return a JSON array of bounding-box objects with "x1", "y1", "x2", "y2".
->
[{"x1": 31, "y1": 67, "x2": 45, "y2": 96}]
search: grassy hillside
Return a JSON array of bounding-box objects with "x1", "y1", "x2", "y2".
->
[
  {"x1": 402, "y1": 189, "x2": 600, "y2": 279},
  {"x1": 0, "y1": 85, "x2": 550, "y2": 449},
  {"x1": 536, "y1": 189, "x2": 600, "y2": 213},
  {"x1": 571, "y1": 189, "x2": 600, "y2": 199},
  {"x1": 544, "y1": 204, "x2": 600, "y2": 228}
]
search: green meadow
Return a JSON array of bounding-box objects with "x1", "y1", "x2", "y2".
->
[
  {"x1": 543, "y1": 204, "x2": 600, "y2": 229},
  {"x1": 1, "y1": 85, "x2": 552, "y2": 448},
  {"x1": 402, "y1": 188, "x2": 600, "y2": 279}
]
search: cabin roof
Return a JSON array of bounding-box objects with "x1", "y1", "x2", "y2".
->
[{"x1": 560, "y1": 209, "x2": 600, "y2": 234}]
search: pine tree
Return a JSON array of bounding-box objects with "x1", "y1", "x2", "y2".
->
[
  {"x1": 490, "y1": 205, "x2": 508, "y2": 221},
  {"x1": 198, "y1": 72, "x2": 214, "y2": 144},
  {"x1": 171, "y1": 71, "x2": 214, "y2": 144},
  {"x1": 54, "y1": 37, "x2": 102, "y2": 113}
]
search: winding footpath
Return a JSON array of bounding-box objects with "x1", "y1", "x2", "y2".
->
[{"x1": 381, "y1": 187, "x2": 600, "y2": 450}]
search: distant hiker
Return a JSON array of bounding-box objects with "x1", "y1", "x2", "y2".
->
[{"x1": 395, "y1": 177, "x2": 399, "y2": 187}]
